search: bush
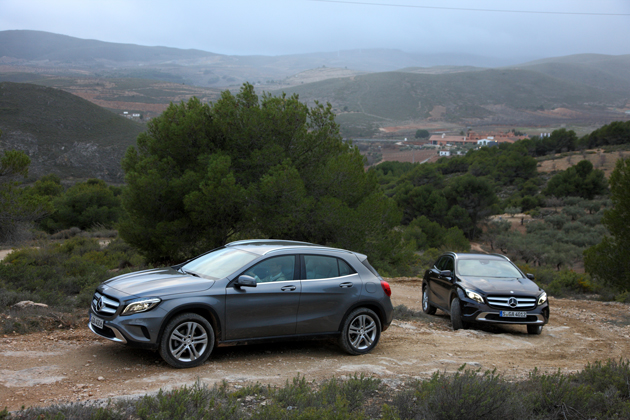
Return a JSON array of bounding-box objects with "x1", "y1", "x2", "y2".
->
[
  {"x1": 0, "y1": 237, "x2": 146, "y2": 307},
  {"x1": 40, "y1": 179, "x2": 124, "y2": 232},
  {"x1": 390, "y1": 366, "x2": 526, "y2": 420}
]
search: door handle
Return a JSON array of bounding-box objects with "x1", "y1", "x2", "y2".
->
[
  {"x1": 281, "y1": 285, "x2": 296, "y2": 291},
  {"x1": 339, "y1": 282, "x2": 353, "y2": 288}
]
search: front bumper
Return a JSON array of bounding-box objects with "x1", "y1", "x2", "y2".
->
[
  {"x1": 458, "y1": 293, "x2": 549, "y2": 326},
  {"x1": 88, "y1": 308, "x2": 164, "y2": 349}
]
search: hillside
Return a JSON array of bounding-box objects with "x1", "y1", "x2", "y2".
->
[
  {"x1": 274, "y1": 69, "x2": 629, "y2": 136},
  {"x1": 0, "y1": 82, "x2": 144, "y2": 182},
  {"x1": 510, "y1": 54, "x2": 630, "y2": 94}
]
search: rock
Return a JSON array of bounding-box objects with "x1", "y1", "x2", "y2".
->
[
  {"x1": 97, "y1": 376, "x2": 105, "y2": 381},
  {"x1": 12, "y1": 301, "x2": 49, "y2": 309}
]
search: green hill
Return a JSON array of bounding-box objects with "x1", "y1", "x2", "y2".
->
[
  {"x1": 275, "y1": 68, "x2": 627, "y2": 122},
  {"x1": 0, "y1": 82, "x2": 144, "y2": 182},
  {"x1": 511, "y1": 54, "x2": 630, "y2": 94}
]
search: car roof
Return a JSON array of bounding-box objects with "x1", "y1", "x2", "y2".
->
[
  {"x1": 443, "y1": 252, "x2": 511, "y2": 261},
  {"x1": 225, "y1": 239, "x2": 366, "y2": 260}
]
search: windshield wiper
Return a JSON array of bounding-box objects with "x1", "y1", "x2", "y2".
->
[{"x1": 182, "y1": 269, "x2": 200, "y2": 277}]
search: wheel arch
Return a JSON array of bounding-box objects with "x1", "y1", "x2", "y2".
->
[
  {"x1": 337, "y1": 300, "x2": 386, "y2": 332},
  {"x1": 157, "y1": 304, "x2": 222, "y2": 345}
]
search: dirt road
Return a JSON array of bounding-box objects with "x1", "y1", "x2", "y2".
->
[{"x1": 2, "y1": 279, "x2": 630, "y2": 411}]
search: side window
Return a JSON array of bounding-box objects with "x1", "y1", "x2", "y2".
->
[
  {"x1": 443, "y1": 257, "x2": 455, "y2": 272},
  {"x1": 243, "y1": 255, "x2": 295, "y2": 283},
  {"x1": 338, "y1": 259, "x2": 356, "y2": 276},
  {"x1": 304, "y1": 255, "x2": 339, "y2": 279},
  {"x1": 435, "y1": 257, "x2": 446, "y2": 270}
]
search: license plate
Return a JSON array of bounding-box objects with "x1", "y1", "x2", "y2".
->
[
  {"x1": 90, "y1": 314, "x2": 104, "y2": 329},
  {"x1": 500, "y1": 311, "x2": 526, "y2": 318}
]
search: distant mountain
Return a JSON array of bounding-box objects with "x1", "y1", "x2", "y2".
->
[
  {"x1": 0, "y1": 30, "x2": 215, "y2": 63},
  {"x1": 508, "y1": 54, "x2": 630, "y2": 95},
  {"x1": 0, "y1": 30, "x2": 517, "y2": 88},
  {"x1": 0, "y1": 82, "x2": 144, "y2": 182},
  {"x1": 2, "y1": 30, "x2": 629, "y2": 140}
]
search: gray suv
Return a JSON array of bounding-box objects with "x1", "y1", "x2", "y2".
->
[{"x1": 88, "y1": 240, "x2": 393, "y2": 368}]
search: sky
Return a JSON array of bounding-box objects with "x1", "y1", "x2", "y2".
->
[{"x1": 1, "y1": 0, "x2": 629, "y2": 61}]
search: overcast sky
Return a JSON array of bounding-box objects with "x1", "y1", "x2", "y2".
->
[{"x1": 1, "y1": 0, "x2": 629, "y2": 61}]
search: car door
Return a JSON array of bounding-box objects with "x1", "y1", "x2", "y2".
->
[
  {"x1": 296, "y1": 254, "x2": 361, "y2": 334},
  {"x1": 426, "y1": 257, "x2": 447, "y2": 308},
  {"x1": 224, "y1": 255, "x2": 301, "y2": 340},
  {"x1": 433, "y1": 256, "x2": 454, "y2": 309}
]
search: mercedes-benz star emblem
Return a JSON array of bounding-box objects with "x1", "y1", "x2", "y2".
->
[
  {"x1": 508, "y1": 297, "x2": 518, "y2": 308},
  {"x1": 96, "y1": 296, "x2": 105, "y2": 312}
]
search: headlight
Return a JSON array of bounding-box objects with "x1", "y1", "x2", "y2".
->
[
  {"x1": 465, "y1": 290, "x2": 484, "y2": 303},
  {"x1": 538, "y1": 292, "x2": 547, "y2": 306},
  {"x1": 121, "y1": 298, "x2": 161, "y2": 315}
]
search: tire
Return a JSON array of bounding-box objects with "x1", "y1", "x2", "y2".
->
[
  {"x1": 422, "y1": 284, "x2": 437, "y2": 315},
  {"x1": 339, "y1": 308, "x2": 381, "y2": 355},
  {"x1": 527, "y1": 324, "x2": 543, "y2": 335},
  {"x1": 159, "y1": 313, "x2": 215, "y2": 368},
  {"x1": 450, "y1": 298, "x2": 467, "y2": 331}
]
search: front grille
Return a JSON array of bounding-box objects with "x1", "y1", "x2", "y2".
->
[
  {"x1": 91, "y1": 291, "x2": 120, "y2": 315},
  {"x1": 486, "y1": 296, "x2": 536, "y2": 310}
]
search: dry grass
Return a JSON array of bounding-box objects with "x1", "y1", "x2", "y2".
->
[{"x1": 537, "y1": 149, "x2": 630, "y2": 177}]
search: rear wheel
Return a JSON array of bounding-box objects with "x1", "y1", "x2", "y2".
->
[
  {"x1": 339, "y1": 308, "x2": 381, "y2": 355},
  {"x1": 450, "y1": 298, "x2": 467, "y2": 330},
  {"x1": 159, "y1": 313, "x2": 214, "y2": 368},
  {"x1": 422, "y1": 285, "x2": 437, "y2": 315},
  {"x1": 527, "y1": 324, "x2": 543, "y2": 335}
]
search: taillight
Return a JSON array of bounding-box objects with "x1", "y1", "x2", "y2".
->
[{"x1": 380, "y1": 280, "x2": 391, "y2": 297}]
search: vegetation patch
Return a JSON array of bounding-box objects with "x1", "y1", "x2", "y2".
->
[{"x1": 2, "y1": 360, "x2": 629, "y2": 419}]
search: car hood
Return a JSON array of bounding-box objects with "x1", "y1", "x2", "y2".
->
[
  {"x1": 101, "y1": 267, "x2": 215, "y2": 297},
  {"x1": 458, "y1": 276, "x2": 541, "y2": 296}
]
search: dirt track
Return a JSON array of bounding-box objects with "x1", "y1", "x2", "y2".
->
[{"x1": 2, "y1": 279, "x2": 630, "y2": 411}]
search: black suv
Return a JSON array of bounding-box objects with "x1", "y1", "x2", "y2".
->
[{"x1": 422, "y1": 252, "x2": 549, "y2": 334}]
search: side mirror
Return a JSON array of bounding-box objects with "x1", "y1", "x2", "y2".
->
[
  {"x1": 526, "y1": 273, "x2": 535, "y2": 280},
  {"x1": 440, "y1": 270, "x2": 452, "y2": 277},
  {"x1": 235, "y1": 275, "x2": 257, "y2": 288}
]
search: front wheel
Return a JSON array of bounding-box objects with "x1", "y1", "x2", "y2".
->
[
  {"x1": 159, "y1": 313, "x2": 215, "y2": 368},
  {"x1": 339, "y1": 308, "x2": 381, "y2": 355},
  {"x1": 527, "y1": 325, "x2": 543, "y2": 335},
  {"x1": 450, "y1": 298, "x2": 468, "y2": 331}
]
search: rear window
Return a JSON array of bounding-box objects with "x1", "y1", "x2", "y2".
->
[{"x1": 361, "y1": 259, "x2": 382, "y2": 280}]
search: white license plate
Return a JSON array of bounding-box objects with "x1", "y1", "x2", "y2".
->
[
  {"x1": 91, "y1": 314, "x2": 104, "y2": 329},
  {"x1": 500, "y1": 311, "x2": 527, "y2": 318}
]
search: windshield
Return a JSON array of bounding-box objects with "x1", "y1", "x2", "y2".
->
[
  {"x1": 457, "y1": 259, "x2": 523, "y2": 278},
  {"x1": 181, "y1": 248, "x2": 259, "y2": 280}
]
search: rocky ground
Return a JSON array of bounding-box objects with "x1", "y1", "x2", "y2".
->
[{"x1": 1, "y1": 279, "x2": 629, "y2": 412}]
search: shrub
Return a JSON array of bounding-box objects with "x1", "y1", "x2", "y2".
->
[
  {"x1": 390, "y1": 366, "x2": 526, "y2": 420},
  {"x1": 0, "y1": 238, "x2": 146, "y2": 307},
  {"x1": 40, "y1": 179, "x2": 124, "y2": 232}
]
